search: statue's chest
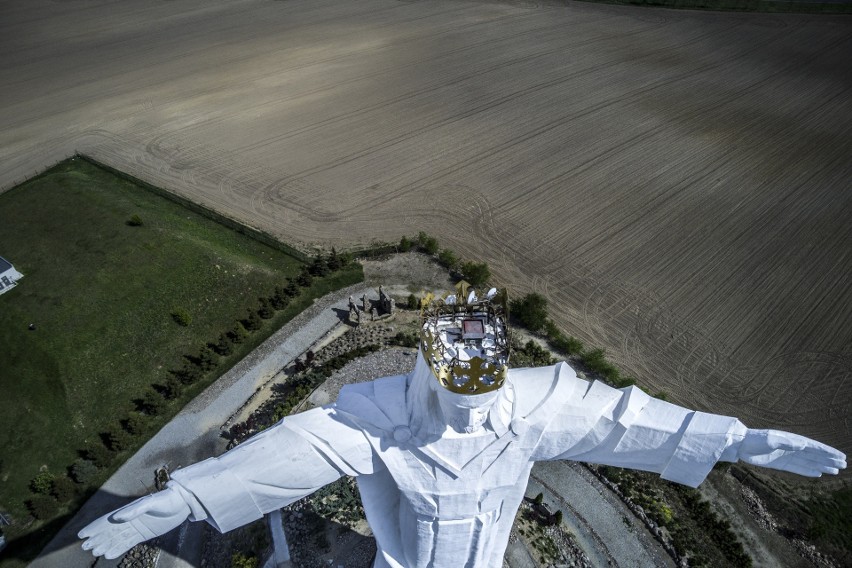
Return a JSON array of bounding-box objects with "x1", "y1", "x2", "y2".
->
[{"x1": 372, "y1": 428, "x2": 535, "y2": 518}]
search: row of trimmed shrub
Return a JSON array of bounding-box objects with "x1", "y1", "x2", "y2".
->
[
  {"x1": 25, "y1": 252, "x2": 354, "y2": 520},
  {"x1": 398, "y1": 232, "x2": 491, "y2": 287},
  {"x1": 508, "y1": 292, "x2": 652, "y2": 391}
]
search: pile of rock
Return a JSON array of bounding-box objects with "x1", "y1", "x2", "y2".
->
[{"x1": 117, "y1": 541, "x2": 159, "y2": 568}]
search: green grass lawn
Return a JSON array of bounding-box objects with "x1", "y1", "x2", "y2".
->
[{"x1": 0, "y1": 157, "x2": 362, "y2": 563}]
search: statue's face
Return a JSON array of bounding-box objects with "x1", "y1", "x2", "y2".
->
[{"x1": 435, "y1": 386, "x2": 499, "y2": 434}]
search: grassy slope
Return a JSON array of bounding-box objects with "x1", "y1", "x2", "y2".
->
[{"x1": 0, "y1": 157, "x2": 360, "y2": 561}]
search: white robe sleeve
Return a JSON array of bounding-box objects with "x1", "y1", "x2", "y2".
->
[
  {"x1": 533, "y1": 370, "x2": 746, "y2": 488},
  {"x1": 169, "y1": 406, "x2": 378, "y2": 533}
]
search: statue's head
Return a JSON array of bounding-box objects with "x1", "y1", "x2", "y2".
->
[
  {"x1": 417, "y1": 284, "x2": 510, "y2": 433},
  {"x1": 418, "y1": 283, "x2": 506, "y2": 390}
]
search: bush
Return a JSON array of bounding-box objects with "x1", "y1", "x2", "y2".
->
[
  {"x1": 242, "y1": 309, "x2": 262, "y2": 332},
  {"x1": 231, "y1": 552, "x2": 258, "y2": 568},
  {"x1": 212, "y1": 333, "x2": 234, "y2": 356},
  {"x1": 296, "y1": 269, "x2": 313, "y2": 288},
  {"x1": 84, "y1": 443, "x2": 114, "y2": 468},
  {"x1": 70, "y1": 458, "x2": 98, "y2": 484},
  {"x1": 30, "y1": 471, "x2": 55, "y2": 495},
  {"x1": 229, "y1": 322, "x2": 249, "y2": 344},
  {"x1": 283, "y1": 278, "x2": 300, "y2": 298},
  {"x1": 270, "y1": 288, "x2": 290, "y2": 310},
  {"x1": 123, "y1": 412, "x2": 147, "y2": 435},
  {"x1": 139, "y1": 388, "x2": 166, "y2": 415},
  {"x1": 390, "y1": 331, "x2": 418, "y2": 348},
  {"x1": 104, "y1": 427, "x2": 132, "y2": 452},
  {"x1": 399, "y1": 236, "x2": 413, "y2": 252},
  {"x1": 437, "y1": 249, "x2": 458, "y2": 270},
  {"x1": 52, "y1": 475, "x2": 76, "y2": 502},
  {"x1": 126, "y1": 214, "x2": 143, "y2": 226},
  {"x1": 460, "y1": 261, "x2": 490, "y2": 286},
  {"x1": 407, "y1": 293, "x2": 419, "y2": 310},
  {"x1": 160, "y1": 374, "x2": 183, "y2": 399},
  {"x1": 173, "y1": 361, "x2": 202, "y2": 385},
  {"x1": 170, "y1": 308, "x2": 192, "y2": 326},
  {"x1": 510, "y1": 293, "x2": 549, "y2": 333},
  {"x1": 327, "y1": 247, "x2": 343, "y2": 271},
  {"x1": 309, "y1": 254, "x2": 329, "y2": 277},
  {"x1": 257, "y1": 297, "x2": 274, "y2": 320},
  {"x1": 196, "y1": 345, "x2": 218, "y2": 372},
  {"x1": 28, "y1": 495, "x2": 59, "y2": 520},
  {"x1": 549, "y1": 333, "x2": 584, "y2": 355},
  {"x1": 581, "y1": 348, "x2": 621, "y2": 383},
  {"x1": 417, "y1": 232, "x2": 439, "y2": 255}
]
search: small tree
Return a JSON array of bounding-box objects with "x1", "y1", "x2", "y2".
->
[
  {"x1": 229, "y1": 322, "x2": 249, "y2": 344},
  {"x1": 284, "y1": 278, "x2": 300, "y2": 298},
  {"x1": 105, "y1": 427, "x2": 132, "y2": 452},
  {"x1": 30, "y1": 472, "x2": 55, "y2": 495},
  {"x1": 196, "y1": 345, "x2": 218, "y2": 372},
  {"x1": 70, "y1": 458, "x2": 98, "y2": 484},
  {"x1": 170, "y1": 308, "x2": 192, "y2": 327},
  {"x1": 422, "y1": 237, "x2": 439, "y2": 255},
  {"x1": 257, "y1": 297, "x2": 275, "y2": 320},
  {"x1": 52, "y1": 475, "x2": 76, "y2": 502},
  {"x1": 534, "y1": 492, "x2": 544, "y2": 505},
  {"x1": 437, "y1": 249, "x2": 458, "y2": 270},
  {"x1": 296, "y1": 268, "x2": 313, "y2": 288},
  {"x1": 399, "y1": 236, "x2": 413, "y2": 252},
  {"x1": 327, "y1": 247, "x2": 342, "y2": 271},
  {"x1": 84, "y1": 443, "x2": 114, "y2": 468},
  {"x1": 270, "y1": 288, "x2": 289, "y2": 310},
  {"x1": 139, "y1": 388, "x2": 166, "y2": 415},
  {"x1": 242, "y1": 309, "x2": 262, "y2": 332},
  {"x1": 124, "y1": 412, "x2": 147, "y2": 436},
  {"x1": 510, "y1": 293, "x2": 549, "y2": 333},
  {"x1": 309, "y1": 254, "x2": 329, "y2": 277},
  {"x1": 126, "y1": 214, "x2": 143, "y2": 227},
  {"x1": 161, "y1": 374, "x2": 183, "y2": 399},
  {"x1": 553, "y1": 510, "x2": 563, "y2": 526},
  {"x1": 460, "y1": 261, "x2": 490, "y2": 286},
  {"x1": 28, "y1": 495, "x2": 59, "y2": 520},
  {"x1": 407, "y1": 293, "x2": 418, "y2": 310}
]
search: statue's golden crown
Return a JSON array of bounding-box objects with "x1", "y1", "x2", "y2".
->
[{"x1": 419, "y1": 283, "x2": 510, "y2": 394}]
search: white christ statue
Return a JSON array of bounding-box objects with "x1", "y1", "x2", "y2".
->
[{"x1": 79, "y1": 288, "x2": 846, "y2": 567}]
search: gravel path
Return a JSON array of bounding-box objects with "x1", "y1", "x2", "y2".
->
[
  {"x1": 31, "y1": 283, "x2": 372, "y2": 568},
  {"x1": 529, "y1": 461, "x2": 675, "y2": 568}
]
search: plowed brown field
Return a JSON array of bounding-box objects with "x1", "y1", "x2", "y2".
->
[{"x1": 2, "y1": 0, "x2": 850, "y2": 456}]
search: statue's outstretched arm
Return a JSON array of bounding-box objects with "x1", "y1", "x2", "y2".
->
[
  {"x1": 534, "y1": 366, "x2": 845, "y2": 486},
  {"x1": 79, "y1": 406, "x2": 376, "y2": 559}
]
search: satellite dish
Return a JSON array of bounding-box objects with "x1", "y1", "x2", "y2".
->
[
  {"x1": 467, "y1": 290, "x2": 477, "y2": 304},
  {"x1": 486, "y1": 287, "x2": 497, "y2": 299},
  {"x1": 445, "y1": 295, "x2": 457, "y2": 305}
]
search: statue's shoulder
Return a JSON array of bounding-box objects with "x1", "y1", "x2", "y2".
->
[
  {"x1": 508, "y1": 362, "x2": 585, "y2": 421},
  {"x1": 335, "y1": 374, "x2": 408, "y2": 432}
]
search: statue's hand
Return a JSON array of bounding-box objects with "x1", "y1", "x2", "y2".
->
[
  {"x1": 78, "y1": 486, "x2": 191, "y2": 559},
  {"x1": 738, "y1": 429, "x2": 847, "y2": 477}
]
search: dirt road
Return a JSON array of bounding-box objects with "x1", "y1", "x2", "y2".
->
[{"x1": 2, "y1": 0, "x2": 850, "y2": 454}]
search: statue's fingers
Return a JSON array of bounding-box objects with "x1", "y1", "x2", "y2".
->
[
  {"x1": 78, "y1": 515, "x2": 110, "y2": 539},
  {"x1": 778, "y1": 461, "x2": 822, "y2": 477}
]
